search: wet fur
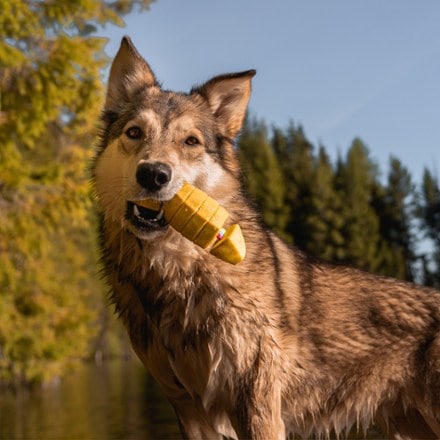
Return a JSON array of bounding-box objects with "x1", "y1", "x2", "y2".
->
[{"x1": 92, "y1": 37, "x2": 440, "y2": 439}]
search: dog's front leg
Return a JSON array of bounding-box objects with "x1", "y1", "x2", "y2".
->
[
  {"x1": 242, "y1": 396, "x2": 285, "y2": 440},
  {"x1": 170, "y1": 395, "x2": 223, "y2": 440},
  {"x1": 236, "y1": 375, "x2": 286, "y2": 440}
]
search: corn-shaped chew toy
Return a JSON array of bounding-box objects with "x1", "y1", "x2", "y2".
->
[{"x1": 136, "y1": 183, "x2": 246, "y2": 264}]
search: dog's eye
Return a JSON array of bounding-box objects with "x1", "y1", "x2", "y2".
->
[
  {"x1": 125, "y1": 126, "x2": 143, "y2": 140},
  {"x1": 184, "y1": 136, "x2": 200, "y2": 147}
]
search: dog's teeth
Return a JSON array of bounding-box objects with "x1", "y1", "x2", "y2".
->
[
  {"x1": 157, "y1": 209, "x2": 164, "y2": 220},
  {"x1": 133, "y1": 204, "x2": 141, "y2": 217}
]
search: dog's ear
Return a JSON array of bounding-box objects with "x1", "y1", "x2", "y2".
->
[
  {"x1": 194, "y1": 70, "x2": 256, "y2": 138},
  {"x1": 105, "y1": 36, "x2": 157, "y2": 110}
]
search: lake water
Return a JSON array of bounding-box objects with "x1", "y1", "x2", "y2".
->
[
  {"x1": 0, "y1": 358, "x2": 385, "y2": 439},
  {"x1": 0, "y1": 358, "x2": 181, "y2": 440}
]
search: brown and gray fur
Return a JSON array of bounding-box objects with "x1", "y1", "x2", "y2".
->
[{"x1": 91, "y1": 36, "x2": 440, "y2": 439}]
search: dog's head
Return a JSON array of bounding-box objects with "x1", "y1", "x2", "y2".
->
[{"x1": 92, "y1": 36, "x2": 255, "y2": 240}]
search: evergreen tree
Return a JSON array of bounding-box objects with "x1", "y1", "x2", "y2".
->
[
  {"x1": 238, "y1": 117, "x2": 288, "y2": 237},
  {"x1": 305, "y1": 147, "x2": 345, "y2": 261},
  {"x1": 0, "y1": 0, "x2": 154, "y2": 386},
  {"x1": 335, "y1": 138, "x2": 382, "y2": 272},
  {"x1": 419, "y1": 169, "x2": 440, "y2": 287},
  {"x1": 272, "y1": 122, "x2": 314, "y2": 247},
  {"x1": 371, "y1": 157, "x2": 415, "y2": 281}
]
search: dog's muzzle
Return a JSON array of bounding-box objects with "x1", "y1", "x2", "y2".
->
[{"x1": 126, "y1": 161, "x2": 173, "y2": 234}]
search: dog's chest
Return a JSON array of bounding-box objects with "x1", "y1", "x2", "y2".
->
[{"x1": 128, "y1": 285, "x2": 231, "y2": 405}]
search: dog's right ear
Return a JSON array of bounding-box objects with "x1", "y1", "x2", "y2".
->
[{"x1": 105, "y1": 36, "x2": 157, "y2": 111}]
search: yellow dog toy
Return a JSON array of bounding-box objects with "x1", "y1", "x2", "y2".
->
[{"x1": 136, "y1": 183, "x2": 246, "y2": 264}]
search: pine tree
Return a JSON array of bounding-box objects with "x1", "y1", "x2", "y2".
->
[
  {"x1": 238, "y1": 117, "x2": 288, "y2": 237},
  {"x1": 419, "y1": 169, "x2": 440, "y2": 287},
  {"x1": 272, "y1": 122, "x2": 315, "y2": 247},
  {"x1": 371, "y1": 157, "x2": 415, "y2": 281},
  {"x1": 0, "y1": 0, "x2": 154, "y2": 386},
  {"x1": 305, "y1": 147, "x2": 345, "y2": 261},
  {"x1": 335, "y1": 138, "x2": 382, "y2": 272}
]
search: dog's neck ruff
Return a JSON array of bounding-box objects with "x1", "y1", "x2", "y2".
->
[
  {"x1": 102, "y1": 218, "x2": 234, "y2": 300},
  {"x1": 102, "y1": 217, "x2": 235, "y2": 367}
]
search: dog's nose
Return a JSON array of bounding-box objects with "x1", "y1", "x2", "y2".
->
[{"x1": 136, "y1": 162, "x2": 172, "y2": 192}]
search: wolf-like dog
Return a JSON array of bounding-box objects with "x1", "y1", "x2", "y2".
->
[{"x1": 91, "y1": 36, "x2": 440, "y2": 439}]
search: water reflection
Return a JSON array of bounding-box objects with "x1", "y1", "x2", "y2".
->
[
  {"x1": 0, "y1": 358, "x2": 180, "y2": 439},
  {"x1": 0, "y1": 358, "x2": 386, "y2": 439}
]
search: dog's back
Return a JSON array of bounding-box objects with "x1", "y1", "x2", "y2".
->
[{"x1": 92, "y1": 37, "x2": 440, "y2": 439}]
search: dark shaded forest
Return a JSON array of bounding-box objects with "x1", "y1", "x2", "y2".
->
[
  {"x1": 238, "y1": 117, "x2": 440, "y2": 286},
  {"x1": 1, "y1": 0, "x2": 439, "y2": 387}
]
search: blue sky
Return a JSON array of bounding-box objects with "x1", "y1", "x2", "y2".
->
[{"x1": 102, "y1": 0, "x2": 440, "y2": 181}]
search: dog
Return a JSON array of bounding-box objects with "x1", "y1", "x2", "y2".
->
[{"x1": 91, "y1": 36, "x2": 440, "y2": 439}]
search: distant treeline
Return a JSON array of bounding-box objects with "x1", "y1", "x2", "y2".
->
[{"x1": 238, "y1": 116, "x2": 440, "y2": 287}]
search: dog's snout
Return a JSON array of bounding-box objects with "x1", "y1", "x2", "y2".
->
[{"x1": 136, "y1": 162, "x2": 172, "y2": 192}]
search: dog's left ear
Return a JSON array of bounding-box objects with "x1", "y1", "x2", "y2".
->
[
  {"x1": 105, "y1": 36, "x2": 158, "y2": 111},
  {"x1": 194, "y1": 70, "x2": 256, "y2": 138}
]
